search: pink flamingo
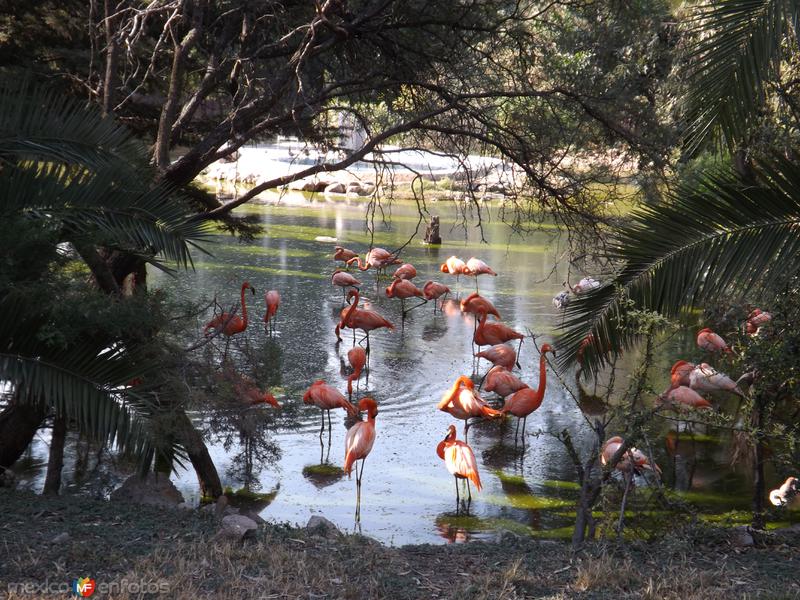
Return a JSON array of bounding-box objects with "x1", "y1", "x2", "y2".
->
[
  {"x1": 385, "y1": 278, "x2": 425, "y2": 317},
  {"x1": 474, "y1": 313, "x2": 524, "y2": 367},
  {"x1": 476, "y1": 344, "x2": 517, "y2": 371},
  {"x1": 334, "y1": 246, "x2": 358, "y2": 265},
  {"x1": 422, "y1": 281, "x2": 451, "y2": 313},
  {"x1": 483, "y1": 366, "x2": 528, "y2": 398},
  {"x1": 697, "y1": 328, "x2": 732, "y2": 353},
  {"x1": 347, "y1": 248, "x2": 401, "y2": 275},
  {"x1": 601, "y1": 436, "x2": 660, "y2": 475},
  {"x1": 344, "y1": 397, "x2": 378, "y2": 522},
  {"x1": 204, "y1": 281, "x2": 255, "y2": 358},
  {"x1": 440, "y1": 255, "x2": 467, "y2": 280},
  {"x1": 657, "y1": 386, "x2": 712, "y2": 411},
  {"x1": 335, "y1": 290, "x2": 394, "y2": 353},
  {"x1": 264, "y1": 290, "x2": 280, "y2": 335},
  {"x1": 464, "y1": 257, "x2": 497, "y2": 292},
  {"x1": 437, "y1": 424, "x2": 482, "y2": 505},
  {"x1": 669, "y1": 360, "x2": 695, "y2": 388},
  {"x1": 392, "y1": 263, "x2": 417, "y2": 280},
  {"x1": 438, "y1": 375, "x2": 503, "y2": 441},
  {"x1": 303, "y1": 380, "x2": 358, "y2": 436},
  {"x1": 346, "y1": 346, "x2": 367, "y2": 400},
  {"x1": 501, "y1": 344, "x2": 554, "y2": 443},
  {"x1": 460, "y1": 292, "x2": 500, "y2": 320},
  {"x1": 332, "y1": 269, "x2": 361, "y2": 303},
  {"x1": 689, "y1": 363, "x2": 744, "y2": 397},
  {"x1": 746, "y1": 308, "x2": 772, "y2": 334}
]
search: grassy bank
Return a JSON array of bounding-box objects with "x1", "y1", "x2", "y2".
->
[{"x1": 1, "y1": 489, "x2": 799, "y2": 599}]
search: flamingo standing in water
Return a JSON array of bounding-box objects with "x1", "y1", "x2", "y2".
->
[
  {"x1": 438, "y1": 375, "x2": 503, "y2": 440},
  {"x1": 392, "y1": 263, "x2": 417, "y2": 280},
  {"x1": 422, "y1": 281, "x2": 450, "y2": 313},
  {"x1": 669, "y1": 360, "x2": 695, "y2": 388},
  {"x1": 437, "y1": 424, "x2": 482, "y2": 506},
  {"x1": 476, "y1": 344, "x2": 517, "y2": 371},
  {"x1": 334, "y1": 246, "x2": 358, "y2": 266},
  {"x1": 440, "y1": 256, "x2": 467, "y2": 285},
  {"x1": 483, "y1": 366, "x2": 528, "y2": 398},
  {"x1": 474, "y1": 313, "x2": 524, "y2": 367},
  {"x1": 464, "y1": 257, "x2": 497, "y2": 292},
  {"x1": 501, "y1": 344, "x2": 555, "y2": 443},
  {"x1": 385, "y1": 278, "x2": 425, "y2": 318},
  {"x1": 344, "y1": 397, "x2": 378, "y2": 522},
  {"x1": 222, "y1": 366, "x2": 280, "y2": 408},
  {"x1": 696, "y1": 328, "x2": 732, "y2": 353},
  {"x1": 263, "y1": 290, "x2": 280, "y2": 335},
  {"x1": 335, "y1": 290, "x2": 394, "y2": 353},
  {"x1": 332, "y1": 270, "x2": 361, "y2": 303},
  {"x1": 347, "y1": 248, "x2": 401, "y2": 276},
  {"x1": 303, "y1": 380, "x2": 358, "y2": 436},
  {"x1": 460, "y1": 292, "x2": 501, "y2": 320},
  {"x1": 204, "y1": 281, "x2": 256, "y2": 358},
  {"x1": 347, "y1": 347, "x2": 367, "y2": 400}
]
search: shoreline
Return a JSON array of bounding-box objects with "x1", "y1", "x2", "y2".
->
[{"x1": 3, "y1": 489, "x2": 799, "y2": 599}]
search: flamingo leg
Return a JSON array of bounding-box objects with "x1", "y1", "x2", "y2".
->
[
  {"x1": 455, "y1": 476, "x2": 460, "y2": 508},
  {"x1": 521, "y1": 416, "x2": 528, "y2": 446},
  {"x1": 463, "y1": 419, "x2": 471, "y2": 443},
  {"x1": 406, "y1": 299, "x2": 428, "y2": 316},
  {"x1": 319, "y1": 435, "x2": 324, "y2": 464},
  {"x1": 467, "y1": 479, "x2": 472, "y2": 503},
  {"x1": 514, "y1": 417, "x2": 520, "y2": 444},
  {"x1": 319, "y1": 411, "x2": 325, "y2": 437},
  {"x1": 516, "y1": 339, "x2": 523, "y2": 370},
  {"x1": 327, "y1": 409, "x2": 332, "y2": 434}
]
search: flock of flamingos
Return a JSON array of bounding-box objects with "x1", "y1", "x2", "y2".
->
[{"x1": 203, "y1": 245, "x2": 799, "y2": 522}]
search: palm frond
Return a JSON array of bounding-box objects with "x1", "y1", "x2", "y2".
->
[
  {"x1": 682, "y1": 0, "x2": 800, "y2": 155},
  {"x1": 556, "y1": 154, "x2": 800, "y2": 375}
]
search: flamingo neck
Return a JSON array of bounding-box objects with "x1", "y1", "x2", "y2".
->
[
  {"x1": 342, "y1": 291, "x2": 360, "y2": 326},
  {"x1": 532, "y1": 353, "x2": 548, "y2": 399}
]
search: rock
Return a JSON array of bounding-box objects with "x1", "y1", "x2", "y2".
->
[
  {"x1": 223, "y1": 506, "x2": 241, "y2": 516},
  {"x1": 110, "y1": 473, "x2": 184, "y2": 508},
  {"x1": 358, "y1": 183, "x2": 375, "y2": 196},
  {"x1": 176, "y1": 502, "x2": 192, "y2": 510},
  {"x1": 217, "y1": 514, "x2": 259, "y2": 541},
  {"x1": 51, "y1": 532, "x2": 70, "y2": 544},
  {"x1": 325, "y1": 182, "x2": 346, "y2": 194},
  {"x1": 306, "y1": 515, "x2": 338, "y2": 535},
  {"x1": 241, "y1": 511, "x2": 267, "y2": 525},
  {"x1": 731, "y1": 526, "x2": 754, "y2": 547}
]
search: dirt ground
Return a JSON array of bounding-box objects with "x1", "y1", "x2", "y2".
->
[{"x1": 2, "y1": 489, "x2": 799, "y2": 599}]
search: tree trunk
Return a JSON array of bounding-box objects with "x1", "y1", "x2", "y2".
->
[
  {"x1": 102, "y1": 0, "x2": 121, "y2": 116},
  {"x1": 752, "y1": 394, "x2": 766, "y2": 529},
  {"x1": 174, "y1": 410, "x2": 222, "y2": 499},
  {"x1": 0, "y1": 400, "x2": 47, "y2": 485},
  {"x1": 43, "y1": 415, "x2": 67, "y2": 495}
]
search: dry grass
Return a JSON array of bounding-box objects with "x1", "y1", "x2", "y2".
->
[{"x1": 3, "y1": 490, "x2": 800, "y2": 599}]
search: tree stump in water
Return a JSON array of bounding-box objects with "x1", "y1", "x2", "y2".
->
[{"x1": 424, "y1": 215, "x2": 442, "y2": 244}]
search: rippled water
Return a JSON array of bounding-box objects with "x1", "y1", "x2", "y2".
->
[{"x1": 13, "y1": 191, "x2": 793, "y2": 544}]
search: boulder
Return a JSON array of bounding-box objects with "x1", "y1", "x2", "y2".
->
[
  {"x1": 306, "y1": 515, "x2": 339, "y2": 535},
  {"x1": 110, "y1": 473, "x2": 184, "y2": 508},
  {"x1": 218, "y1": 514, "x2": 259, "y2": 541},
  {"x1": 325, "y1": 182, "x2": 347, "y2": 194}
]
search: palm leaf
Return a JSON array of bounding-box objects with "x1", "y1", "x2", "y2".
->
[
  {"x1": 556, "y1": 154, "x2": 800, "y2": 375},
  {"x1": 683, "y1": 0, "x2": 800, "y2": 155}
]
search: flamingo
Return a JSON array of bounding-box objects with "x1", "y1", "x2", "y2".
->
[
  {"x1": 264, "y1": 290, "x2": 280, "y2": 334},
  {"x1": 564, "y1": 277, "x2": 601, "y2": 295},
  {"x1": 483, "y1": 366, "x2": 528, "y2": 398},
  {"x1": 204, "y1": 281, "x2": 255, "y2": 357},
  {"x1": 770, "y1": 476, "x2": 799, "y2": 506},
  {"x1": 303, "y1": 380, "x2": 358, "y2": 436},
  {"x1": 474, "y1": 313, "x2": 524, "y2": 367},
  {"x1": 501, "y1": 343, "x2": 555, "y2": 442},
  {"x1": 347, "y1": 346, "x2": 367, "y2": 400},
  {"x1": 476, "y1": 344, "x2": 517, "y2": 371},
  {"x1": 385, "y1": 278, "x2": 425, "y2": 317},
  {"x1": 422, "y1": 281, "x2": 451, "y2": 313},
  {"x1": 332, "y1": 270, "x2": 361, "y2": 303},
  {"x1": 460, "y1": 292, "x2": 501, "y2": 320},
  {"x1": 657, "y1": 386, "x2": 712, "y2": 411},
  {"x1": 746, "y1": 308, "x2": 772, "y2": 334},
  {"x1": 347, "y1": 248, "x2": 400, "y2": 275},
  {"x1": 440, "y1": 256, "x2": 467, "y2": 283},
  {"x1": 335, "y1": 290, "x2": 394, "y2": 352},
  {"x1": 601, "y1": 436, "x2": 660, "y2": 475},
  {"x1": 697, "y1": 328, "x2": 732, "y2": 353},
  {"x1": 223, "y1": 366, "x2": 280, "y2": 408},
  {"x1": 334, "y1": 246, "x2": 358, "y2": 265},
  {"x1": 437, "y1": 424, "x2": 482, "y2": 506},
  {"x1": 464, "y1": 257, "x2": 497, "y2": 292},
  {"x1": 437, "y1": 375, "x2": 503, "y2": 440},
  {"x1": 689, "y1": 363, "x2": 745, "y2": 397},
  {"x1": 392, "y1": 263, "x2": 417, "y2": 280},
  {"x1": 344, "y1": 397, "x2": 378, "y2": 522},
  {"x1": 669, "y1": 360, "x2": 695, "y2": 389}
]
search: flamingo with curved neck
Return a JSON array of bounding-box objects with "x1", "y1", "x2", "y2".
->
[
  {"x1": 203, "y1": 281, "x2": 255, "y2": 357},
  {"x1": 501, "y1": 344, "x2": 555, "y2": 443},
  {"x1": 335, "y1": 290, "x2": 394, "y2": 352}
]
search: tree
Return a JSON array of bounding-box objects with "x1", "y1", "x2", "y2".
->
[{"x1": 0, "y1": 77, "x2": 213, "y2": 490}]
